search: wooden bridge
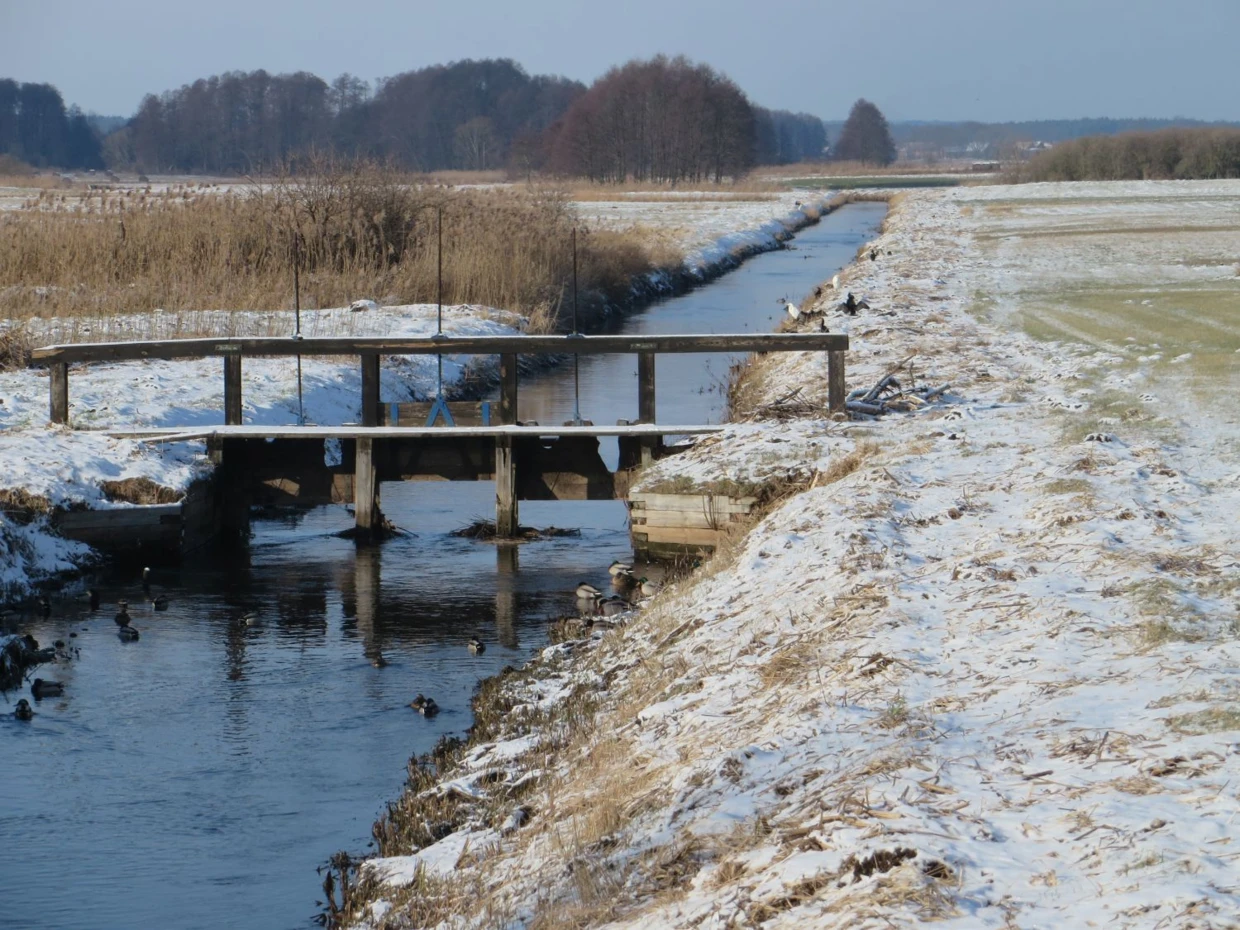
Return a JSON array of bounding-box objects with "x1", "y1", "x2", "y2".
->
[{"x1": 32, "y1": 332, "x2": 848, "y2": 549}]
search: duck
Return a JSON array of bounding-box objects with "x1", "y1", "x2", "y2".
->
[
  {"x1": 575, "y1": 582, "x2": 603, "y2": 600},
  {"x1": 611, "y1": 569, "x2": 637, "y2": 591},
  {"x1": 236, "y1": 611, "x2": 259, "y2": 627},
  {"x1": 151, "y1": 595, "x2": 169, "y2": 611},
  {"x1": 639, "y1": 578, "x2": 661, "y2": 597},
  {"x1": 409, "y1": 694, "x2": 439, "y2": 716},
  {"x1": 468, "y1": 637, "x2": 486, "y2": 655},
  {"x1": 114, "y1": 600, "x2": 132, "y2": 627},
  {"x1": 117, "y1": 625, "x2": 140, "y2": 642},
  {"x1": 14, "y1": 699, "x2": 33, "y2": 721},
  {"x1": 608, "y1": 560, "x2": 633, "y2": 577},
  {"x1": 31, "y1": 678, "x2": 64, "y2": 699},
  {"x1": 38, "y1": 595, "x2": 52, "y2": 617},
  {"x1": 598, "y1": 596, "x2": 628, "y2": 617},
  {"x1": 141, "y1": 566, "x2": 152, "y2": 590},
  {"x1": 88, "y1": 588, "x2": 100, "y2": 611}
]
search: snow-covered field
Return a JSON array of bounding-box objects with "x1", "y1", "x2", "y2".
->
[{"x1": 351, "y1": 181, "x2": 1240, "y2": 929}]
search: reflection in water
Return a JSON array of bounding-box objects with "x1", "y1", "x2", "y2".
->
[{"x1": 0, "y1": 204, "x2": 884, "y2": 930}]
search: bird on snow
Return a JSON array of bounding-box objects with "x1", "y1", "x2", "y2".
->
[
  {"x1": 349, "y1": 299, "x2": 379, "y2": 313},
  {"x1": 832, "y1": 274, "x2": 841, "y2": 291},
  {"x1": 778, "y1": 297, "x2": 802, "y2": 322}
]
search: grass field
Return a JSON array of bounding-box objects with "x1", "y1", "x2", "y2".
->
[
  {"x1": 786, "y1": 174, "x2": 967, "y2": 190},
  {"x1": 957, "y1": 180, "x2": 1240, "y2": 408}
]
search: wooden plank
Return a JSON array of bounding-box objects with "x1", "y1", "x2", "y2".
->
[
  {"x1": 34, "y1": 332, "x2": 849, "y2": 364},
  {"x1": 49, "y1": 361, "x2": 69, "y2": 425},
  {"x1": 627, "y1": 493, "x2": 757, "y2": 513},
  {"x1": 639, "y1": 526, "x2": 736, "y2": 547},
  {"x1": 360, "y1": 353, "x2": 380, "y2": 427},
  {"x1": 57, "y1": 504, "x2": 182, "y2": 530},
  {"x1": 499, "y1": 353, "x2": 518, "y2": 425},
  {"x1": 495, "y1": 435, "x2": 517, "y2": 536},
  {"x1": 378, "y1": 401, "x2": 492, "y2": 427},
  {"x1": 635, "y1": 509, "x2": 736, "y2": 530},
  {"x1": 828, "y1": 349, "x2": 846, "y2": 413},
  {"x1": 223, "y1": 355, "x2": 243, "y2": 425}
]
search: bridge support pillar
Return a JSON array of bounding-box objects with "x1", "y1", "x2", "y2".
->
[
  {"x1": 495, "y1": 435, "x2": 518, "y2": 537},
  {"x1": 354, "y1": 437, "x2": 381, "y2": 539},
  {"x1": 828, "y1": 350, "x2": 846, "y2": 414},
  {"x1": 638, "y1": 351, "x2": 656, "y2": 466}
]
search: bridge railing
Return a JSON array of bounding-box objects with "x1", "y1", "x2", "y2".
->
[{"x1": 32, "y1": 332, "x2": 850, "y2": 428}]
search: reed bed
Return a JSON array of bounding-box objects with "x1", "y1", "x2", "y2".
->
[{"x1": 0, "y1": 160, "x2": 672, "y2": 330}]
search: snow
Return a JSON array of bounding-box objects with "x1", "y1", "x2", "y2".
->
[{"x1": 350, "y1": 180, "x2": 1240, "y2": 929}]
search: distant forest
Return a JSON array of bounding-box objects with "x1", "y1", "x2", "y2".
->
[
  {"x1": 0, "y1": 59, "x2": 827, "y2": 177},
  {"x1": 4, "y1": 59, "x2": 1240, "y2": 176}
]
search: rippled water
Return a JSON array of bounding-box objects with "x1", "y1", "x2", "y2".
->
[{"x1": 0, "y1": 202, "x2": 883, "y2": 930}]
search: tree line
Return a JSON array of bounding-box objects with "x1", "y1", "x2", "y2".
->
[
  {"x1": 1016, "y1": 127, "x2": 1240, "y2": 181},
  {"x1": 1, "y1": 57, "x2": 833, "y2": 178},
  {"x1": 0, "y1": 79, "x2": 103, "y2": 170}
]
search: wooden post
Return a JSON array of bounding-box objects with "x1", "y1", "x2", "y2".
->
[
  {"x1": 217, "y1": 438, "x2": 250, "y2": 540},
  {"x1": 828, "y1": 349, "x2": 846, "y2": 414},
  {"x1": 49, "y1": 361, "x2": 69, "y2": 425},
  {"x1": 360, "y1": 353, "x2": 380, "y2": 427},
  {"x1": 495, "y1": 434, "x2": 518, "y2": 537},
  {"x1": 223, "y1": 355, "x2": 243, "y2": 425},
  {"x1": 354, "y1": 437, "x2": 378, "y2": 538},
  {"x1": 637, "y1": 351, "x2": 656, "y2": 465},
  {"x1": 498, "y1": 353, "x2": 518, "y2": 425}
]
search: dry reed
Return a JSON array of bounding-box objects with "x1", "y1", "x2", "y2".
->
[{"x1": 0, "y1": 158, "x2": 673, "y2": 330}]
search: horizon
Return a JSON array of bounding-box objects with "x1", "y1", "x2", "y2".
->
[{"x1": 3, "y1": 0, "x2": 1237, "y2": 124}]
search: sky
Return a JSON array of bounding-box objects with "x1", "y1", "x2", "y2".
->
[{"x1": 2, "y1": 0, "x2": 1238, "y2": 123}]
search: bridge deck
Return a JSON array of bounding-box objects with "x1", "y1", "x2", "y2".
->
[{"x1": 112, "y1": 423, "x2": 725, "y2": 443}]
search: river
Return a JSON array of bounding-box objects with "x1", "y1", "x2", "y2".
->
[{"x1": 0, "y1": 201, "x2": 885, "y2": 930}]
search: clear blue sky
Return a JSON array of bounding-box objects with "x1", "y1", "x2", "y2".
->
[{"x1": 3, "y1": 0, "x2": 1237, "y2": 122}]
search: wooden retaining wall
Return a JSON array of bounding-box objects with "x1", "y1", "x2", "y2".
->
[{"x1": 629, "y1": 492, "x2": 757, "y2": 560}]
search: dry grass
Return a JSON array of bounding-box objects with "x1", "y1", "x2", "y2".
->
[
  {"x1": 0, "y1": 159, "x2": 675, "y2": 329},
  {"x1": 564, "y1": 178, "x2": 784, "y2": 198}
]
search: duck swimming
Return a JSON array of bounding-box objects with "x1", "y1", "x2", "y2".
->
[
  {"x1": 468, "y1": 637, "x2": 486, "y2": 655},
  {"x1": 151, "y1": 595, "x2": 169, "y2": 611},
  {"x1": 115, "y1": 600, "x2": 132, "y2": 627},
  {"x1": 410, "y1": 694, "x2": 439, "y2": 716},
  {"x1": 576, "y1": 582, "x2": 603, "y2": 600},
  {"x1": 31, "y1": 678, "x2": 64, "y2": 699},
  {"x1": 14, "y1": 699, "x2": 33, "y2": 721},
  {"x1": 117, "y1": 624, "x2": 140, "y2": 642}
]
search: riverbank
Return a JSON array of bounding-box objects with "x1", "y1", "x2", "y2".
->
[
  {"x1": 344, "y1": 181, "x2": 1240, "y2": 928},
  {"x1": 0, "y1": 191, "x2": 841, "y2": 601}
]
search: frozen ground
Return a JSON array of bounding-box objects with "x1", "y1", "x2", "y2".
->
[{"x1": 352, "y1": 181, "x2": 1240, "y2": 929}]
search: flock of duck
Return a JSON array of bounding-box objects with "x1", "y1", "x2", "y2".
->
[
  {"x1": 406, "y1": 560, "x2": 660, "y2": 719},
  {"x1": 13, "y1": 561, "x2": 663, "y2": 723},
  {"x1": 9, "y1": 567, "x2": 242, "y2": 722}
]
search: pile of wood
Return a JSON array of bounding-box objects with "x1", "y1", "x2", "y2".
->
[
  {"x1": 846, "y1": 373, "x2": 950, "y2": 418},
  {"x1": 752, "y1": 387, "x2": 823, "y2": 421}
]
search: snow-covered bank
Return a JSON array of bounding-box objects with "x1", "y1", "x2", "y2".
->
[{"x1": 349, "y1": 182, "x2": 1240, "y2": 929}]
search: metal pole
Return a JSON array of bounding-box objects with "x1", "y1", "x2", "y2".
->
[
  {"x1": 436, "y1": 204, "x2": 444, "y2": 398},
  {"x1": 571, "y1": 227, "x2": 582, "y2": 425},
  {"x1": 293, "y1": 233, "x2": 304, "y2": 425}
]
